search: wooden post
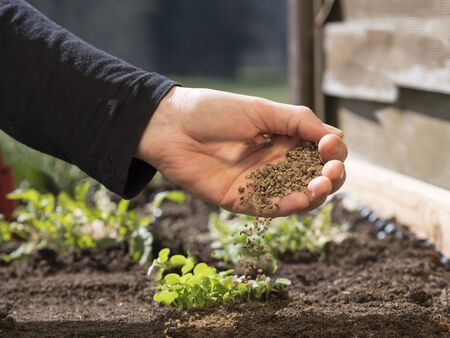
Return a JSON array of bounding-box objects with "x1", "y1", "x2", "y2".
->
[
  {"x1": 0, "y1": 150, "x2": 15, "y2": 220},
  {"x1": 288, "y1": 0, "x2": 314, "y2": 109},
  {"x1": 312, "y1": 0, "x2": 334, "y2": 121},
  {"x1": 312, "y1": 1, "x2": 325, "y2": 121}
]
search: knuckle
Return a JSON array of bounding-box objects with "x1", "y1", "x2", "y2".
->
[{"x1": 297, "y1": 105, "x2": 314, "y2": 116}]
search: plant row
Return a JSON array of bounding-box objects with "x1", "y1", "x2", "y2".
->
[{"x1": 0, "y1": 182, "x2": 346, "y2": 310}]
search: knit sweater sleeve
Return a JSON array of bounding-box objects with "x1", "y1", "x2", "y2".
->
[{"x1": 0, "y1": 0, "x2": 177, "y2": 198}]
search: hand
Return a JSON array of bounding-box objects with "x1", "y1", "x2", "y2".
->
[{"x1": 137, "y1": 87, "x2": 347, "y2": 217}]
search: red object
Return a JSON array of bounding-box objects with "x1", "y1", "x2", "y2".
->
[{"x1": 0, "y1": 149, "x2": 15, "y2": 220}]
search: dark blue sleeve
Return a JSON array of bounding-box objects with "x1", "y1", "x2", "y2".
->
[{"x1": 0, "y1": 0, "x2": 177, "y2": 198}]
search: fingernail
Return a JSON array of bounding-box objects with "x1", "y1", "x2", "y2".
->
[
  {"x1": 322, "y1": 123, "x2": 342, "y2": 135},
  {"x1": 331, "y1": 143, "x2": 341, "y2": 156}
]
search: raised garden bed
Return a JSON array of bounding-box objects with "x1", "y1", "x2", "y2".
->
[{"x1": 0, "y1": 196, "x2": 448, "y2": 337}]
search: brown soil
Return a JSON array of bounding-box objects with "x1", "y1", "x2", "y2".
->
[
  {"x1": 0, "y1": 198, "x2": 449, "y2": 337},
  {"x1": 0, "y1": 242, "x2": 135, "y2": 279},
  {"x1": 242, "y1": 142, "x2": 323, "y2": 214}
]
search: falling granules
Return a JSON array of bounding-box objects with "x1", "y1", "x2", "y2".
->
[{"x1": 237, "y1": 141, "x2": 323, "y2": 276}]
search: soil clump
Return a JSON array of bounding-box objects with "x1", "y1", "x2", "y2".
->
[{"x1": 241, "y1": 142, "x2": 323, "y2": 214}]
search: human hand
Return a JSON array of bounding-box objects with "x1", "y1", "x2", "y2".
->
[{"x1": 137, "y1": 87, "x2": 347, "y2": 217}]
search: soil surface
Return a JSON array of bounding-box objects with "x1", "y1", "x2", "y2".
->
[{"x1": 0, "y1": 197, "x2": 449, "y2": 337}]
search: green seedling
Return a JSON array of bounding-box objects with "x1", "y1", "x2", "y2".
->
[
  {"x1": 210, "y1": 203, "x2": 346, "y2": 270},
  {"x1": 234, "y1": 217, "x2": 278, "y2": 276},
  {"x1": 149, "y1": 248, "x2": 290, "y2": 310},
  {"x1": 1, "y1": 181, "x2": 187, "y2": 264},
  {"x1": 0, "y1": 215, "x2": 12, "y2": 244}
]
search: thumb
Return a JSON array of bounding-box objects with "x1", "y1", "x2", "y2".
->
[{"x1": 256, "y1": 101, "x2": 343, "y2": 141}]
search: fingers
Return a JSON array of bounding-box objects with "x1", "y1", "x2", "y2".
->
[
  {"x1": 306, "y1": 176, "x2": 333, "y2": 200},
  {"x1": 295, "y1": 162, "x2": 345, "y2": 214},
  {"x1": 265, "y1": 176, "x2": 333, "y2": 217},
  {"x1": 321, "y1": 160, "x2": 346, "y2": 193},
  {"x1": 317, "y1": 133, "x2": 347, "y2": 195},
  {"x1": 303, "y1": 176, "x2": 333, "y2": 211},
  {"x1": 271, "y1": 192, "x2": 310, "y2": 217},
  {"x1": 257, "y1": 101, "x2": 343, "y2": 142},
  {"x1": 318, "y1": 134, "x2": 348, "y2": 162}
]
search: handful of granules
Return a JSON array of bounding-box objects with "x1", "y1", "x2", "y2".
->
[{"x1": 240, "y1": 141, "x2": 323, "y2": 215}]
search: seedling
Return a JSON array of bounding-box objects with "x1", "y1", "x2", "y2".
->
[
  {"x1": 149, "y1": 248, "x2": 290, "y2": 310},
  {"x1": 210, "y1": 203, "x2": 346, "y2": 269},
  {"x1": 0, "y1": 215, "x2": 11, "y2": 243},
  {"x1": 233, "y1": 217, "x2": 278, "y2": 277},
  {"x1": 1, "y1": 181, "x2": 187, "y2": 264}
]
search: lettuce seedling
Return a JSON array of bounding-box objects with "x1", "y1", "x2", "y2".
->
[
  {"x1": 0, "y1": 215, "x2": 12, "y2": 243},
  {"x1": 149, "y1": 248, "x2": 290, "y2": 310},
  {"x1": 1, "y1": 181, "x2": 187, "y2": 264},
  {"x1": 210, "y1": 203, "x2": 346, "y2": 269}
]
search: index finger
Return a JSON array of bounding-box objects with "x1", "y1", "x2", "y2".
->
[{"x1": 253, "y1": 100, "x2": 343, "y2": 141}]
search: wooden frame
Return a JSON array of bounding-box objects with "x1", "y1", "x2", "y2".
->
[
  {"x1": 342, "y1": 156, "x2": 450, "y2": 257},
  {"x1": 288, "y1": 0, "x2": 450, "y2": 256},
  {"x1": 287, "y1": 0, "x2": 314, "y2": 109}
]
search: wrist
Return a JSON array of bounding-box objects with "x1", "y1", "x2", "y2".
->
[{"x1": 135, "y1": 86, "x2": 179, "y2": 167}]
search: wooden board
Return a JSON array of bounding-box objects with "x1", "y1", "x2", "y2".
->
[
  {"x1": 317, "y1": 1, "x2": 450, "y2": 257},
  {"x1": 323, "y1": 20, "x2": 450, "y2": 102},
  {"x1": 341, "y1": 0, "x2": 450, "y2": 21},
  {"x1": 341, "y1": 155, "x2": 450, "y2": 257},
  {"x1": 336, "y1": 95, "x2": 450, "y2": 190}
]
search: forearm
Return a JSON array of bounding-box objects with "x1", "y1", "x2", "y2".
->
[{"x1": 0, "y1": 0, "x2": 177, "y2": 198}]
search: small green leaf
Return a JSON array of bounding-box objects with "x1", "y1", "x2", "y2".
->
[
  {"x1": 237, "y1": 283, "x2": 248, "y2": 294},
  {"x1": 165, "y1": 273, "x2": 181, "y2": 285},
  {"x1": 138, "y1": 216, "x2": 151, "y2": 227},
  {"x1": 221, "y1": 276, "x2": 235, "y2": 289},
  {"x1": 75, "y1": 181, "x2": 91, "y2": 203},
  {"x1": 7, "y1": 189, "x2": 40, "y2": 204},
  {"x1": 223, "y1": 292, "x2": 230, "y2": 301},
  {"x1": 193, "y1": 263, "x2": 215, "y2": 276},
  {"x1": 152, "y1": 191, "x2": 187, "y2": 209},
  {"x1": 269, "y1": 261, "x2": 278, "y2": 274},
  {"x1": 153, "y1": 291, "x2": 178, "y2": 305},
  {"x1": 58, "y1": 192, "x2": 77, "y2": 210},
  {"x1": 180, "y1": 273, "x2": 193, "y2": 283},
  {"x1": 221, "y1": 269, "x2": 234, "y2": 276},
  {"x1": 171, "y1": 284, "x2": 184, "y2": 291},
  {"x1": 181, "y1": 258, "x2": 195, "y2": 274},
  {"x1": 158, "y1": 248, "x2": 170, "y2": 262},
  {"x1": 186, "y1": 276, "x2": 202, "y2": 286},
  {"x1": 169, "y1": 254, "x2": 187, "y2": 267},
  {"x1": 275, "y1": 277, "x2": 291, "y2": 286},
  {"x1": 155, "y1": 269, "x2": 164, "y2": 281},
  {"x1": 164, "y1": 191, "x2": 187, "y2": 204},
  {"x1": 234, "y1": 236, "x2": 247, "y2": 244},
  {"x1": 117, "y1": 199, "x2": 130, "y2": 214}
]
